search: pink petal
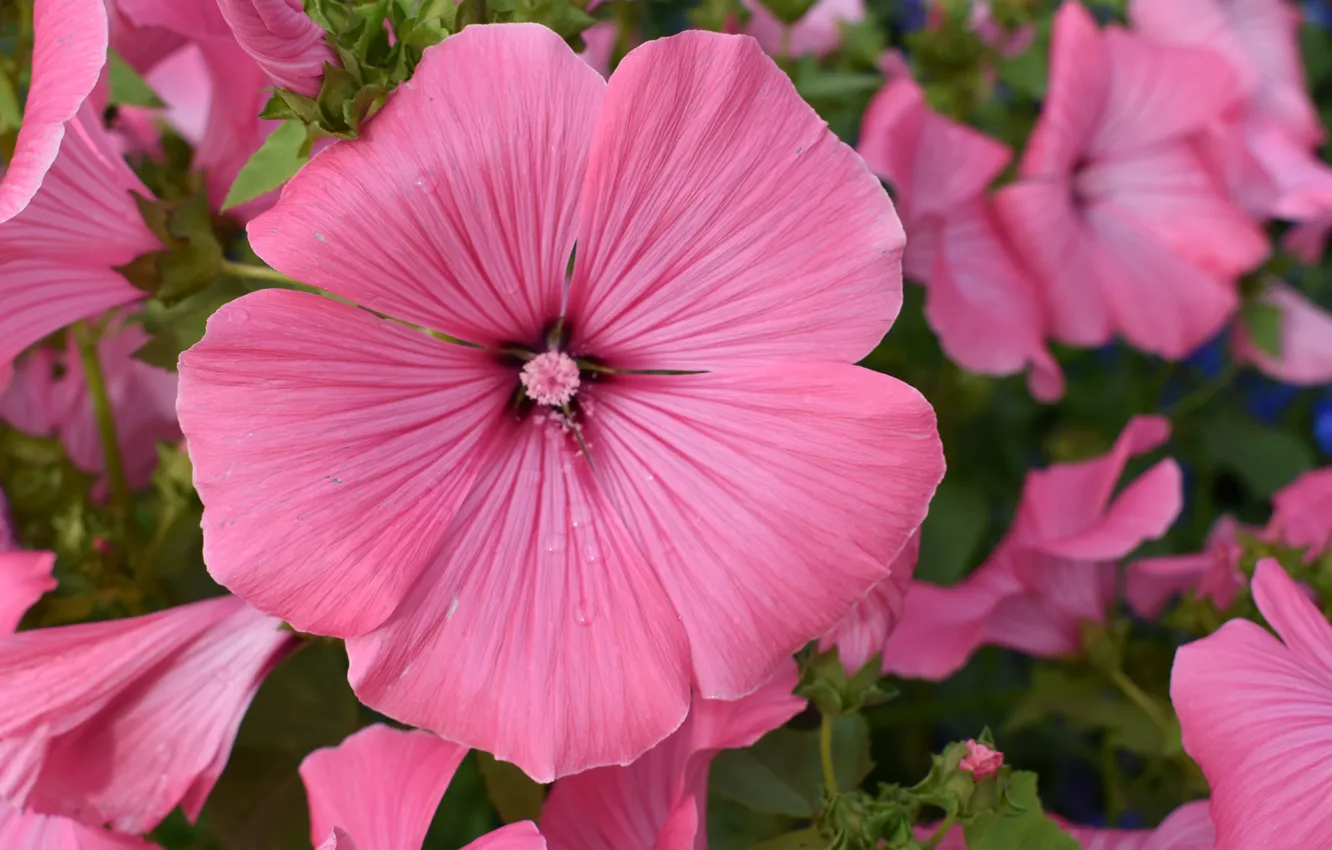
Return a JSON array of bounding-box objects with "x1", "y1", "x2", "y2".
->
[
  {"x1": 0, "y1": 797, "x2": 158, "y2": 850},
  {"x1": 1245, "y1": 120, "x2": 1332, "y2": 220},
  {"x1": 0, "y1": 596, "x2": 295, "y2": 833},
  {"x1": 106, "y1": 0, "x2": 184, "y2": 73},
  {"x1": 580, "y1": 21, "x2": 619, "y2": 77},
  {"x1": 1129, "y1": 0, "x2": 1262, "y2": 100},
  {"x1": 584, "y1": 363, "x2": 942, "y2": 697},
  {"x1": 1126, "y1": 553, "x2": 1219, "y2": 619},
  {"x1": 300, "y1": 725, "x2": 466, "y2": 850},
  {"x1": 1233, "y1": 281, "x2": 1332, "y2": 385},
  {"x1": 0, "y1": 0, "x2": 109, "y2": 223},
  {"x1": 316, "y1": 827, "x2": 357, "y2": 850},
  {"x1": 741, "y1": 0, "x2": 865, "y2": 58},
  {"x1": 1285, "y1": 212, "x2": 1332, "y2": 262},
  {"x1": 117, "y1": 0, "x2": 230, "y2": 38},
  {"x1": 144, "y1": 43, "x2": 213, "y2": 147},
  {"x1": 857, "y1": 74, "x2": 1011, "y2": 221},
  {"x1": 192, "y1": 39, "x2": 273, "y2": 218},
  {"x1": 346, "y1": 414, "x2": 693, "y2": 783},
  {"x1": 1090, "y1": 28, "x2": 1240, "y2": 159},
  {"x1": 1266, "y1": 468, "x2": 1332, "y2": 558},
  {"x1": 177, "y1": 290, "x2": 513, "y2": 637},
  {"x1": 248, "y1": 24, "x2": 604, "y2": 346},
  {"x1": 541, "y1": 662, "x2": 803, "y2": 850},
  {"x1": 1172, "y1": 560, "x2": 1332, "y2": 850},
  {"x1": 928, "y1": 200, "x2": 1062, "y2": 398},
  {"x1": 982, "y1": 581, "x2": 1088, "y2": 658},
  {"x1": 1078, "y1": 144, "x2": 1267, "y2": 279},
  {"x1": 819, "y1": 531, "x2": 920, "y2": 673},
  {"x1": 1060, "y1": 801, "x2": 1215, "y2": 850},
  {"x1": 215, "y1": 0, "x2": 333, "y2": 97},
  {"x1": 1030, "y1": 459, "x2": 1182, "y2": 561},
  {"x1": 1019, "y1": 2, "x2": 1108, "y2": 178},
  {"x1": 0, "y1": 551, "x2": 57, "y2": 633},
  {"x1": 464, "y1": 821, "x2": 549, "y2": 850},
  {"x1": 566, "y1": 31, "x2": 904, "y2": 370}
]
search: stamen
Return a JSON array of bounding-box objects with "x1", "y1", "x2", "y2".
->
[{"x1": 520, "y1": 351, "x2": 580, "y2": 407}]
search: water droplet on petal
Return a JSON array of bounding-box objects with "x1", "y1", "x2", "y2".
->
[{"x1": 544, "y1": 532, "x2": 567, "y2": 553}]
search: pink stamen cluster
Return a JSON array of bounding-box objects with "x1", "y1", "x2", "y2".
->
[
  {"x1": 959, "y1": 740, "x2": 1003, "y2": 780},
  {"x1": 520, "y1": 351, "x2": 581, "y2": 408}
]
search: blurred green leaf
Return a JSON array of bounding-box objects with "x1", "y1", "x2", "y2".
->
[
  {"x1": 749, "y1": 827, "x2": 825, "y2": 850},
  {"x1": 476, "y1": 752, "x2": 544, "y2": 824},
  {"x1": 1241, "y1": 298, "x2": 1283, "y2": 358},
  {"x1": 108, "y1": 49, "x2": 165, "y2": 108},
  {"x1": 424, "y1": 752, "x2": 499, "y2": 849},
  {"x1": 223, "y1": 120, "x2": 310, "y2": 211},
  {"x1": 0, "y1": 74, "x2": 20, "y2": 134},
  {"x1": 710, "y1": 714, "x2": 872, "y2": 817},
  {"x1": 962, "y1": 772, "x2": 1079, "y2": 850},
  {"x1": 917, "y1": 479, "x2": 988, "y2": 585},
  {"x1": 1198, "y1": 407, "x2": 1315, "y2": 497}
]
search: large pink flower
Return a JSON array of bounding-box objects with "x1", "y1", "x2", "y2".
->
[
  {"x1": 177, "y1": 25, "x2": 941, "y2": 781},
  {"x1": 1172, "y1": 558, "x2": 1332, "y2": 849},
  {"x1": 994, "y1": 1, "x2": 1267, "y2": 359},
  {"x1": 1265, "y1": 467, "x2": 1332, "y2": 559},
  {"x1": 215, "y1": 0, "x2": 333, "y2": 97},
  {"x1": 541, "y1": 662, "x2": 805, "y2": 849},
  {"x1": 1126, "y1": 515, "x2": 1247, "y2": 619},
  {"x1": 0, "y1": 797, "x2": 157, "y2": 850},
  {"x1": 857, "y1": 71, "x2": 1062, "y2": 400},
  {"x1": 1231, "y1": 281, "x2": 1332, "y2": 386},
  {"x1": 0, "y1": 319, "x2": 180, "y2": 491},
  {"x1": 741, "y1": 0, "x2": 865, "y2": 58},
  {"x1": 301, "y1": 724, "x2": 544, "y2": 850},
  {"x1": 0, "y1": 595, "x2": 295, "y2": 834},
  {"x1": 884, "y1": 416, "x2": 1181, "y2": 679}
]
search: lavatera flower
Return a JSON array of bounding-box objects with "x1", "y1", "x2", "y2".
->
[{"x1": 177, "y1": 24, "x2": 944, "y2": 782}]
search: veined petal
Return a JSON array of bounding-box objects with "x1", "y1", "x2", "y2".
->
[
  {"x1": 567, "y1": 31, "x2": 904, "y2": 369},
  {"x1": 177, "y1": 289, "x2": 512, "y2": 637},
  {"x1": 248, "y1": 24, "x2": 604, "y2": 346},
  {"x1": 301, "y1": 725, "x2": 465, "y2": 850},
  {"x1": 0, "y1": 798, "x2": 158, "y2": 850},
  {"x1": 585, "y1": 363, "x2": 942, "y2": 697},
  {"x1": 1060, "y1": 801, "x2": 1214, "y2": 850},
  {"x1": 216, "y1": 0, "x2": 333, "y2": 97},
  {"x1": 0, "y1": 551, "x2": 56, "y2": 633},
  {"x1": 316, "y1": 827, "x2": 356, "y2": 850},
  {"x1": 1029, "y1": 459, "x2": 1182, "y2": 561},
  {"x1": 819, "y1": 532, "x2": 919, "y2": 674},
  {"x1": 1019, "y1": 2, "x2": 1108, "y2": 178},
  {"x1": 1266, "y1": 468, "x2": 1332, "y2": 557},
  {"x1": 347, "y1": 416, "x2": 692, "y2": 783},
  {"x1": 0, "y1": 0, "x2": 109, "y2": 223},
  {"x1": 465, "y1": 822, "x2": 548, "y2": 850}
]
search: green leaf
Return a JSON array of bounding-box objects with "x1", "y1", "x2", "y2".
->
[
  {"x1": 511, "y1": 0, "x2": 594, "y2": 39},
  {"x1": 476, "y1": 752, "x2": 545, "y2": 824},
  {"x1": 748, "y1": 828, "x2": 826, "y2": 850},
  {"x1": 1241, "y1": 298, "x2": 1283, "y2": 358},
  {"x1": 0, "y1": 74, "x2": 21, "y2": 134},
  {"x1": 710, "y1": 714, "x2": 873, "y2": 817},
  {"x1": 962, "y1": 772, "x2": 1079, "y2": 850},
  {"x1": 1199, "y1": 407, "x2": 1315, "y2": 497},
  {"x1": 423, "y1": 753, "x2": 497, "y2": 849},
  {"x1": 917, "y1": 479, "x2": 988, "y2": 585},
  {"x1": 223, "y1": 121, "x2": 311, "y2": 211},
  {"x1": 757, "y1": 0, "x2": 818, "y2": 25},
  {"x1": 996, "y1": 19, "x2": 1050, "y2": 99},
  {"x1": 1005, "y1": 667, "x2": 1165, "y2": 757},
  {"x1": 108, "y1": 49, "x2": 165, "y2": 108}
]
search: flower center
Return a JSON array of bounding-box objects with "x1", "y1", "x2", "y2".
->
[{"x1": 520, "y1": 351, "x2": 581, "y2": 407}]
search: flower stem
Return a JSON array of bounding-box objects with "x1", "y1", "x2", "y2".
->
[
  {"x1": 920, "y1": 812, "x2": 957, "y2": 850},
  {"x1": 221, "y1": 259, "x2": 299, "y2": 286},
  {"x1": 819, "y1": 712, "x2": 838, "y2": 798},
  {"x1": 72, "y1": 320, "x2": 131, "y2": 520},
  {"x1": 1108, "y1": 667, "x2": 1172, "y2": 733}
]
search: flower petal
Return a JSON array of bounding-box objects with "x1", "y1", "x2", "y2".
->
[
  {"x1": 316, "y1": 827, "x2": 356, "y2": 850},
  {"x1": 300, "y1": 725, "x2": 465, "y2": 850},
  {"x1": 1029, "y1": 459, "x2": 1182, "y2": 561},
  {"x1": 1020, "y1": 2, "x2": 1108, "y2": 178},
  {"x1": 465, "y1": 821, "x2": 549, "y2": 850},
  {"x1": 1233, "y1": 281, "x2": 1332, "y2": 385},
  {"x1": 881, "y1": 564, "x2": 1017, "y2": 681},
  {"x1": 248, "y1": 24, "x2": 604, "y2": 346},
  {"x1": 567, "y1": 31, "x2": 904, "y2": 369},
  {"x1": 177, "y1": 289, "x2": 512, "y2": 637},
  {"x1": 585, "y1": 363, "x2": 942, "y2": 697},
  {"x1": 347, "y1": 417, "x2": 692, "y2": 783},
  {"x1": 0, "y1": 797, "x2": 158, "y2": 850},
  {"x1": 215, "y1": 0, "x2": 332, "y2": 96},
  {"x1": 0, "y1": 551, "x2": 56, "y2": 633},
  {"x1": 819, "y1": 532, "x2": 919, "y2": 674},
  {"x1": 0, "y1": 0, "x2": 108, "y2": 223},
  {"x1": 1126, "y1": 553, "x2": 1217, "y2": 618},
  {"x1": 1266, "y1": 468, "x2": 1332, "y2": 557},
  {"x1": 1060, "y1": 801, "x2": 1215, "y2": 850},
  {"x1": 1172, "y1": 560, "x2": 1332, "y2": 850}
]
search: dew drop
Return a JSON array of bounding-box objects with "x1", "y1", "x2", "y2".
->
[
  {"x1": 228, "y1": 307, "x2": 249, "y2": 324},
  {"x1": 544, "y1": 532, "x2": 567, "y2": 553},
  {"x1": 446, "y1": 596, "x2": 459, "y2": 620}
]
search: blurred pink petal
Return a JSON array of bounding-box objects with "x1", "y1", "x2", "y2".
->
[
  {"x1": 466, "y1": 822, "x2": 549, "y2": 850},
  {"x1": 0, "y1": 0, "x2": 109, "y2": 223},
  {"x1": 0, "y1": 797, "x2": 157, "y2": 850},
  {"x1": 1127, "y1": 516, "x2": 1247, "y2": 618},
  {"x1": 996, "y1": 2, "x2": 1265, "y2": 359},
  {"x1": 181, "y1": 25, "x2": 940, "y2": 781},
  {"x1": 215, "y1": 0, "x2": 333, "y2": 96},
  {"x1": 580, "y1": 20, "x2": 619, "y2": 77},
  {"x1": 741, "y1": 0, "x2": 866, "y2": 58},
  {"x1": 0, "y1": 104, "x2": 157, "y2": 388},
  {"x1": 819, "y1": 531, "x2": 919, "y2": 673},
  {"x1": 316, "y1": 827, "x2": 356, "y2": 850},
  {"x1": 1059, "y1": 801, "x2": 1216, "y2": 849},
  {"x1": 857, "y1": 74, "x2": 1059, "y2": 395},
  {"x1": 0, "y1": 319, "x2": 180, "y2": 491},
  {"x1": 885, "y1": 415, "x2": 1180, "y2": 679},
  {"x1": 1265, "y1": 468, "x2": 1332, "y2": 558},
  {"x1": 301, "y1": 724, "x2": 466, "y2": 850},
  {"x1": 1285, "y1": 211, "x2": 1332, "y2": 262},
  {"x1": 106, "y1": 0, "x2": 185, "y2": 72},
  {"x1": 0, "y1": 549, "x2": 56, "y2": 634},
  {"x1": 541, "y1": 662, "x2": 804, "y2": 850},
  {"x1": 1172, "y1": 559, "x2": 1332, "y2": 850},
  {"x1": 0, "y1": 595, "x2": 295, "y2": 833},
  {"x1": 1232, "y1": 281, "x2": 1332, "y2": 386}
]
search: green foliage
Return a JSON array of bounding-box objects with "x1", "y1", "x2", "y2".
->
[
  {"x1": 223, "y1": 121, "x2": 312, "y2": 211},
  {"x1": 107, "y1": 49, "x2": 165, "y2": 108},
  {"x1": 476, "y1": 752, "x2": 546, "y2": 823},
  {"x1": 960, "y1": 773, "x2": 1079, "y2": 850},
  {"x1": 1198, "y1": 405, "x2": 1315, "y2": 497}
]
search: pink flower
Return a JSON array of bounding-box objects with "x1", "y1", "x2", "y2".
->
[
  {"x1": 994, "y1": 1, "x2": 1266, "y2": 359},
  {"x1": 1060, "y1": 801, "x2": 1216, "y2": 850},
  {"x1": 818, "y1": 531, "x2": 919, "y2": 674},
  {"x1": 177, "y1": 25, "x2": 941, "y2": 781},
  {"x1": 1231, "y1": 281, "x2": 1332, "y2": 386},
  {"x1": 857, "y1": 71, "x2": 1062, "y2": 401},
  {"x1": 0, "y1": 319, "x2": 180, "y2": 492},
  {"x1": 958, "y1": 739, "x2": 1002, "y2": 779},
  {"x1": 0, "y1": 796, "x2": 157, "y2": 850},
  {"x1": 1126, "y1": 516, "x2": 1247, "y2": 619},
  {"x1": 0, "y1": 595, "x2": 295, "y2": 834},
  {"x1": 0, "y1": 494, "x2": 56, "y2": 634},
  {"x1": 741, "y1": 0, "x2": 865, "y2": 58},
  {"x1": 1265, "y1": 467, "x2": 1332, "y2": 559},
  {"x1": 541, "y1": 663, "x2": 805, "y2": 850},
  {"x1": 1172, "y1": 558, "x2": 1332, "y2": 849},
  {"x1": 301, "y1": 724, "x2": 544, "y2": 850},
  {"x1": 215, "y1": 0, "x2": 333, "y2": 97},
  {"x1": 884, "y1": 415, "x2": 1181, "y2": 679}
]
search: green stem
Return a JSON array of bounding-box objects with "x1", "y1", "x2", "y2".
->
[
  {"x1": 1108, "y1": 667, "x2": 1172, "y2": 733},
  {"x1": 1166, "y1": 363, "x2": 1237, "y2": 420},
  {"x1": 221, "y1": 259, "x2": 300, "y2": 286},
  {"x1": 818, "y1": 712, "x2": 838, "y2": 798},
  {"x1": 73, "y1": 320, "x2": 131, "y2": 520},
  {"x1": 920, "y1": 812, "x2": 957, "y2": 850}
]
